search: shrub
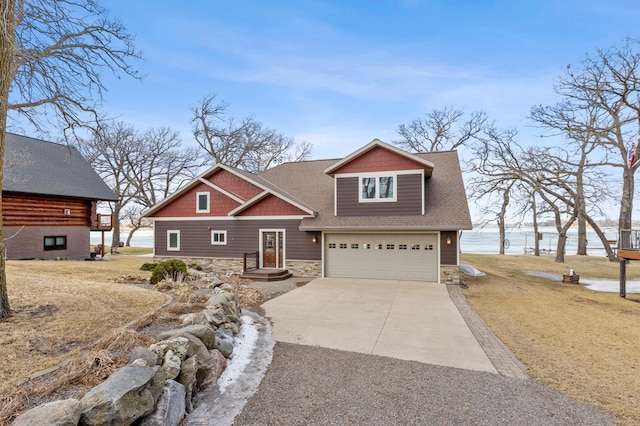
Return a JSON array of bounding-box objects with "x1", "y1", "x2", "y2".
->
[
  {"x1": 140, "y1": 263, "x2": 156, "y2": 271},
  {"x1": 150, "y1": 259, "x2": 187, "y2": 285},
  {"x1": 188, "y1": 263, "x2": 203, "y2": 271}
]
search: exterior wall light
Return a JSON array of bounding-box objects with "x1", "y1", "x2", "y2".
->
[
  {"x1": 312, "y1": 236, "x2": 318, "y2": 244},
  {"x1": 446, "y1": 236, "x2": 452, "y2": 245}
]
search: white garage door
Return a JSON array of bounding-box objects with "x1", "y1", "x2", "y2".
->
[{"x1": 324, "y1": 233, "x2": 438, "y2": 281}]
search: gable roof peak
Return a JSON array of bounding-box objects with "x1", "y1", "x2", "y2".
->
[{"x1": 323, "y1": 138, "x2": 435, "y2": 176}]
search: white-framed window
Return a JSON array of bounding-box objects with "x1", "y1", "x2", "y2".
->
[
  {"x1": 359, "y1": 174, "x2": 396, "y2": 202},
  {"x1": 196, "y1": 192, "x2": 210, "y2": 213},
  {"x1": 167, "y1": 230, "x2": 180, "y2": 251},
  {"x1": 211, "y1": 230, "x2": 227, "y2": 245}
]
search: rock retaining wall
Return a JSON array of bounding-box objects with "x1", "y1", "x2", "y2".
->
[{"x1": 13, "y1": 284, "x2": 244, "y2": 426}]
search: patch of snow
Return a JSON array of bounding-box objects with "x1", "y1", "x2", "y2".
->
[
  {"x1": 460, "y1": 264, "x2": 486, "y2": 277},
  {"x1": 218, "y1": 313, "x2": 260, "y2": 394},
  {"x1": 185, "y1": 309, "x2": 274, "y2": 426},
  {"x1": 581, "y1": 278, "x2": 640, "y2": 293},
  {"x1": 522, "y1": 270, "x2": 562, "y2": 281},
  {"x1": 522, "y1": 270, "x2": 640, "y2": 293}
]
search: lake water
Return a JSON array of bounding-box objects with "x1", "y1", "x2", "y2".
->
[
  {"x1": 460, "y1": 225, "x2": 618, "y2": 256},
  {"x1": 92, "y1": 225, "x2": 618, "y2": 256}
]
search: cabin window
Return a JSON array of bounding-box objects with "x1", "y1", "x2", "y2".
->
[
  {"x1": 167, "y1": 230, "x2": 180, "y2": 251},
  {"x1": 211, "y1": 230, "x2": 227, "y2": 245},
  {"x1": 359, "y1": 175, "x2": 396, "y2": 202},
  {"x1": 196, "y1": 192, "x2": 210, "y2": 213},
  {"x1": 44, "y1": 236, "x2": 66, "y2": 251}
]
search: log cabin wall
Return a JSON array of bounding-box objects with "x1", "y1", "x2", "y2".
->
[
  {"x1": 2, "y1": 193, "x2": 95, "y2": 260},
  {"x1": 3, "y1": 193, "x2": 92, "y2": 226}
]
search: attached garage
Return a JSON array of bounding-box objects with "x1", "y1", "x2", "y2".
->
[{"x1": 324, "y1": 233, "x2": 439, "y2": 281}]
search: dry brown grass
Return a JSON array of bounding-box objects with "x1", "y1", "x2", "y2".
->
[
  {"x1": 0, "y1": 256, "x2": 166, "y2": 387},
  {"x1": 461, "y1": 254, "x2": 640, "y2": 425}
]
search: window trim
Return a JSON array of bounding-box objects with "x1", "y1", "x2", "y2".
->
[
  {"x1": 167, "y1": 230, "x2": 181, "y2": 251},
  {"x1": 44, "y1": 235, "x2": 67, "y2": 251},
  {"x1": 196, "y1": 192, "x2": 210, "y2": 213},
  {"x1": 358, "y1": 173, "x2": 397, "y2": 203},
  {"x1": 211, "y1": 230, "x2": 227, "y2": 245}
]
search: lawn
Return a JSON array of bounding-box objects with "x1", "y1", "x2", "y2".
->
[
  {"x1": 0, "y1": 254, "x2": 165, "y2": 387},
  {"x1": 461, "y1": 253, "x2": 640, "y2": 425}
]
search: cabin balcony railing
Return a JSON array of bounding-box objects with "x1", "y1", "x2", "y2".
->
[{"x1": 618, "y1": 229, "x2": 640, "y2": 251}]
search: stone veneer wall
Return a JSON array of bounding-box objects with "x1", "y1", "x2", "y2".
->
[
  {"x1": 155, "y1": 256, "x2": 244, "y2": 275},
  {"x1": 154, "y1": 256, "x2": 322, "y2": 278},
  {"x1": 286, "y1": 259, "x2": 322, "y2": 278},
  {"x1": 440, "y1": 265, "x2": 461, "y2": 285}
]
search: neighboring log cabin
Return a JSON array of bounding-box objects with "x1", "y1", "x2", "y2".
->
[{"x1": 3, "y1": 133, "x2": 118, "y2": 260}]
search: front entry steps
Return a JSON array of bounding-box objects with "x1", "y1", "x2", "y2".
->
[{"x1": 241, "y1": 268, "x2": 292, "y2": 282}]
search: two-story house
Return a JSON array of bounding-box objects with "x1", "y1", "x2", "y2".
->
[{"x1": 143, "y1": 139, "x2": 472, "y2": 283}]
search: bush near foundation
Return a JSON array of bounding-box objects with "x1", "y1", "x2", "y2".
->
[{"x1": 150, "y1": 260, "x2": 187, "y2": 285}]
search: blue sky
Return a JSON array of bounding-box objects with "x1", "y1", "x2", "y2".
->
[{"x1": 99, "y1": 0, "x2": 640, "y2": 161}]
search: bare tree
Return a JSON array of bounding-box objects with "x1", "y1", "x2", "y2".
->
[
  {"x1": 0, "y1": 0, "x2": 140, "y2": 318},
  {"x1": 125, "y1": 127, "x2": 202, "y2": 242},
  {"x1": 122, "y1": 205, "x2": 145, "y2": 247},
  {"x1": 467, "y1": 126, "x2": 523, "y2": 253},
  {"x1": 530, "y1": 38, "x2": 640, "y2": 236},
  {"x1": 77, "y1": 121, "x2": 139, "y2": 248},
  {"x1": 396, "y1": 107, "x2": 488, "y2": 152},
  {"x1": 191, "y1": 95, "x2": 312, "y2": 172}
]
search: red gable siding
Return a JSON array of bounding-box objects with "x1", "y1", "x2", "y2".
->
[
  {"x1": 332, "y1": 146, "x2": 427, "y2": 174},
  {"x1": 152, "y1": 182, "x2": 241, "y2": 217},
  {"x1": 209, "y1": 169, "x2": 263, "y2": 200},
  {"x1": 237, "y1": 194, "x2": 309, "y2": 216}
]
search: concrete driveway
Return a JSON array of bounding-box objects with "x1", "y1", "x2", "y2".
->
[{"x1": 262, "y1": 277, "x2": 497, "y2": 373}]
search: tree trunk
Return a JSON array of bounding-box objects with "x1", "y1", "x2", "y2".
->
[
  {"x1": 498, "y1": 218, "x2": 505, "y2": 255},
  {"x1": 498, "y1": 184, "x2": 511, "y2": 255},
  {"x1": 111, "y1": 202, "x2": 122, "y2": 249},
  {"x1": 584, "y1": 215, "x2": 617, "y2": 261},
  {"x1": 0, "y1": 1, "x2": 16, "y2": 319},
  {"x1": 532, "y1": 196, "x2": 540, "y2": 256},
  {"x1": 619, "y1": 167, "x2": 634, "y2": 235},
  {"x1": 125, "y1": 225, "x2": 141, "y2": 247},
  {"x1": 554, "y1": 216, "x2": 576, "y2": 264},
  {"x1": 556, "y1": 233, "x2": 568, "y2": 263},
  {"x1": 576, "y1": 173, "x2": 587, "y2": 256}
]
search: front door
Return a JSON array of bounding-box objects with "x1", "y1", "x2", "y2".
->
[{"x1": 262, "y1": 230, "x2": 285, "y2": 268}]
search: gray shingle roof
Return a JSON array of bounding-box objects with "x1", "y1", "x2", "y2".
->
[
  {"x1": 4, "y1": 133, "x2": 118, "y2": 201},
  {"x1": 259, "y1": 150, "x2": 472, "y2": 231}
]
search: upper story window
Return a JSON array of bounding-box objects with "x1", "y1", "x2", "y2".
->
[
  {"x1": 196, "y1": 192, "x2": 210, "y2": 213},
  {"x1": 359, "y1": 174, "x2": 396, "y2": 202}
]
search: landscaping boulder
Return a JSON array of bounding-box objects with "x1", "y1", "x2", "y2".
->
[
  {"x1": 139, "y1": 380, "x2": 186, "y2": 426},
  {"x1": 199, "y1": 349, "x2": 228, "y2": 388},
  {"x1": 161, "y1": 349, "x2": 182, "y2": 380},
  {"x1": 79, "y1": 365, "x2": 161, "y2": 425},
  {"x1": 13, "y1": 398, "x2": 81, "y2": 426},
  {"x1": 171, "y1": 333, "x2": 214, "y2": 386},
  {"x1": 214, "y1": 328, "x2": 234, "y2": 358},
  {"x1": 220, "y1": 321, "x2": 240, "y2": 335},
  {"x1": 176, "y1": 356, "x2": 197, "y2": 413},
  {"x1": 157, "y1": 324, "x2": 216, "y2": 350},
  {"x1": 148, "y1": 336, "x2": 189, "y2": 362},
  {"x1": 128, "y1": 346, "x2": 159, "y2": 366},
  {"x1": 203, "y1": 307, "x2": 229, "y2": 328},
  {"x1": 179, "y1": 311, "x2": 209, "y2": 327},
  {"x1": 206, "y1": 292, "x2": 233, "y2": 308}
]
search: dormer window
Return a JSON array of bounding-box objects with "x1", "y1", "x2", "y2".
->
[
  {"x1": 196, "y1": 192, "x2": 210, "y2": 213},
  {"x1": 359, "y1": 174, "x2": 396, "y2": 202}
]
